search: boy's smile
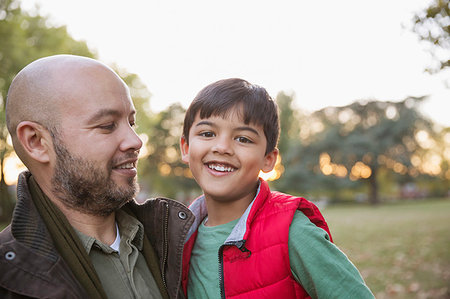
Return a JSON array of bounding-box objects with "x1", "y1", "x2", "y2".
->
[
  {"x1": 206, "y1": 162, "x2": 236, "y2": 173},
  {"x1": 181, "y1": 107, "x2": 277, "y2": 207}
]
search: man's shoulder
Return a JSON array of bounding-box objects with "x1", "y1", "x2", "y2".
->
[
  {"x1": 128, "y1": 197, "x2": 189, "y2": 211},
  {"x1": 126, "y1": 197, "x2": 193, "y2": 224}
]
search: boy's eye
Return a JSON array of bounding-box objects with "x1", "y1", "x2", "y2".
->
[
  {"x1": 199, "y1": 131, "x2": 215, "y2": 138},
  {"x1": 236, "y1": 136, "x2": 252, "y2": 144}
]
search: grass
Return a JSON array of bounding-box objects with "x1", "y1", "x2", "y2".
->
[{"x1": 322, "y1": 199, "x2": 450, "y2": 299}]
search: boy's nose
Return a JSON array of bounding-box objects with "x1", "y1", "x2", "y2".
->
[{"x1": 211, "y1": 138, "x2": 233, "y2": 155}]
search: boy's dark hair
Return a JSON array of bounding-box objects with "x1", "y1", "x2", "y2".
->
[{"x1": 182, "y1": 78, "x2": 280, "y2": 155}]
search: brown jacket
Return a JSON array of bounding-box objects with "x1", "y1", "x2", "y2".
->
[{"x1": 0, "y1": 171, "x2": 194, "y2": 299}]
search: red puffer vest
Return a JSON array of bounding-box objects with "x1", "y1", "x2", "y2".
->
[{"x1": 182, "y1": 179, "x2": 333, "y2": 299}]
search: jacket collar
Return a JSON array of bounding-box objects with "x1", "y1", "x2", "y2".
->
[
  {"x1": 11, "y1": 171, "x2": 60, "y2": 261},
  {"x1": 187, "y1": 178, "x2": 269, "y2": 243}
]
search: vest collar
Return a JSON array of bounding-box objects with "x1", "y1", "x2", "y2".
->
[{"x1": 187, "y1": 178, "x2": 270, "y2": 244}]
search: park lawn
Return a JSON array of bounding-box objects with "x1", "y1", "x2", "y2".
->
[{"x1": 322, "y1": 199, "x2": 450, "y2": 299}]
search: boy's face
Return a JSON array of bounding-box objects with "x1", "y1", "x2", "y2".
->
[{"x1": 181, "y1": 107, "x2": 278, "y2": 204}]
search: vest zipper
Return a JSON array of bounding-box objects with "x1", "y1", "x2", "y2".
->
[
  {"x1": 161, "y1": 202, "x2": 169, "y2": 290},
  {"x1": 218, "y1": 240, "x2": 251, "y2": 299},
  {"x1": 218, "y1": 245, "x2": 226, "y2": 299}
]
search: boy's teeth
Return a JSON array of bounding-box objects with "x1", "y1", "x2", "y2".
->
[
  {"x1": 208, "y1": 164, "x2": 235, "y2": 172},
  {"x1": 117, "y1": 163, "x2": 134, "y2": 169}
]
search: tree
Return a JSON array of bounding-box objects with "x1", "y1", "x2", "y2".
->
[
  {"x1": 273, "y1": 92, "x2": 316, "y2": 195},
  {"x1": 299, "y1": 97, "x2": 434, "y2": 204},
  {"x1": 276, "y1": 91, "x2": 299, "y2": 156},
  {"x1": 413, "y1": 0, "x2": 450, "y2": 72},
  {"x1": 0, "y1": 0, "x2": 95, "y2": 221},
  {"x1": 274, "y1": 117, "x2": 359, "y2": 202},
  {"x1": 137, "y1": 103, "x2": 199, "y2": 203}
]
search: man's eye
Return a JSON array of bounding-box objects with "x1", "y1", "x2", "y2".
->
[
  {"x1": 236, "y1": 136, "x2": 252, "y2": 143},
  {"x1": 99, "y1": 123, "x2": 115, "y2": 130},
  {"x1": 200, "y1": 131, "x2": 215, "y2": 138}
]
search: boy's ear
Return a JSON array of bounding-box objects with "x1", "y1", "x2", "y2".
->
[
  {"x1": 261, "y1": 149, "x2": 279, "y2": 173},
  {"x1": 180, "y1": 136, "x2": 190, "y2": 164},
  {"x1": 16, "y1": 121, "x2": 53, "y2": 163}
]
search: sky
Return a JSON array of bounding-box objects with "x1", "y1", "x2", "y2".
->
[{"x1": 21, "y1": 0, "x2": 450, "y2": 126}]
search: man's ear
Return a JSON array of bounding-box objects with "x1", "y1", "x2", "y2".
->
[
  {"x1": 262, "y1": 149, "x2": 279, "y2": 173},
  {"x1": 16, "y1": 121, "x2": 53, "y2": 163},
  {"x1": 180, "y1": 136, "x2": 190, "y2": 164}
]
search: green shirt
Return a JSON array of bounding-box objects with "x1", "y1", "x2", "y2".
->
[
  {"x1": 188, "y1": 218, "x2": 239, "y2": 298},
  {"x1": 187, "y1": 211, "x2": 374, "y2": 299},
  {"x1": 75, "y1": 210, "x2": 162, "y2": 299}
]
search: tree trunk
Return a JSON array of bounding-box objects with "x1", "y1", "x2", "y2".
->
[
  {"x1": 0, "y1": 160, "x2": 14, "y2": 223},
  {"x1": 368, "y1": 167, "x2": 379, "y2": 205}
]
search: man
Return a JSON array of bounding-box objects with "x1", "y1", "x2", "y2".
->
[{"x1": 0, "y1": 55, "x2": 193, "y2": 299}]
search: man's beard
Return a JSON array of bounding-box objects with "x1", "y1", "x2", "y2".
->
[{"x1": 51, "y1": 137, "x2": 139, "y2": 217}]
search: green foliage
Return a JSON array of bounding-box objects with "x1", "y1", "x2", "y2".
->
[
  {"x1": 323, "y1": 199, "x2": 450, "y2": 298},
  {"x1": 315, "y1": 98, "x2": 430, "y2": 165},
  {"x1": 276, "y1": 91, "x2": 299, "y2": 156},
  {"x1": 413, "y1": 0, "x2": 450, "y2": 72},
  {"x1": 112, "y1": 64, "x2": 154, "y2": 138},
  {"x1": 0, "y1": 0, "x2": 95, "y2": 101},
  {"x1": 0, "y1": 0, "x2": 95, "y2": 221}
]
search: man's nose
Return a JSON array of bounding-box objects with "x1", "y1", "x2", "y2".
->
[{"x1": 120, "y1": 125, "x2": 143, "y2": 152}]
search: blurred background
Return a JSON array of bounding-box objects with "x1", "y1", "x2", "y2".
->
[{"x1": 0, "y1": 0, "x2": 449, "y2": 297}]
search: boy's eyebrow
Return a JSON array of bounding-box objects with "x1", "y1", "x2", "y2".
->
[
  {"x1": 195, "y1": 120, "x2": 214, "y2": 127},
  {"x1": 235, "y1": 126, "x2": 260, "y2": 136},
  {"x1": 196, "y1": 120, "x2": 260, "y2": 136}
]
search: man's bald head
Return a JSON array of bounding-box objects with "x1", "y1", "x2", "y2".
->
[{"x1": 6, "y1": 55, "x2": 121, "y2": 138}]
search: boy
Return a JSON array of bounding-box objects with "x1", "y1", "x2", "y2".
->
[{"x1": 180, "y1": 78, "x2": 374, "y2": 298}]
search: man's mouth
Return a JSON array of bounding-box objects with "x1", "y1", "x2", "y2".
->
[
  {"x1": 206, "y1": 163, "x2": 236, "y2": 172},
  {"x1": 115, "y1": 162, "x2": 136, "y2": 169},
  {"x1": 113, "y1": 160, "x2": 137, "y2": 170}
]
